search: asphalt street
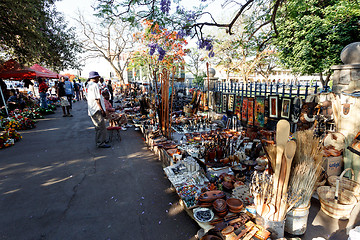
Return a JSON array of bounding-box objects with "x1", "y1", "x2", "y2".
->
[{"x1": 0, "y1": 100, "x2": 198, "y2": 240}]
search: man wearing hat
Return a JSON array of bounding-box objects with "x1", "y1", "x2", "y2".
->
[{"x1": 87, "y1": 71, "x2": 111, "y2": 148}]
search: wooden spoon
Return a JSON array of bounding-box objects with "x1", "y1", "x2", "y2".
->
[
  {"x1": 278, "y1": 140, "x2": 297, "y2": 219},
  {"x1": 275, "y1": 154, "x2": 287, "y2": 220},
  {"x1": 272, "y1": 120, "x2": 290, "y2": 219}
]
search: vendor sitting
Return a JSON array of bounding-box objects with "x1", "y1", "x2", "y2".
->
[
  {"x1": 7, "y1": 89, "x2": 25, "y2": 110},
  {"x1": 102, "y1": 90, "x2": 128, "y2": 128}
]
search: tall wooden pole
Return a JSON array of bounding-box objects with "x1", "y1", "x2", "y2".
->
[
  {"x1": 206, "y1": 62, "x2": 210, "y2": 116},
  {"x1": 168, "y1": 66, "x2": 176, "y2": 138}
]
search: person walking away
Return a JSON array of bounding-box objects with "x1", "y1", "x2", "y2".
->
[
  {"x1": 38, "y1": 78, "x2": 48, "y2": 109},
  {"x1": 64, "y1": 77, "x2": 74, "y2": 109},
  {"x1": 57, "y1": 77, "x2": 72, "y2": 117},
  {"x1": 107, "y1": 80, "x2": 114, "y2": 105},
  {"x1": 74, "y1": 80, "x2": 81, "y2": 101},
  {"x1": 78, "y1": 80, "x2": 84, "y2": 100},
  {"x1": 87, "y1": 71, "x2": 110, "y2": 148}
]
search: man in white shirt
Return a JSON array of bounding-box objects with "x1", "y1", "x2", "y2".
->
[{"x1": 87, "y1": 71, "x2": 111, "y2": 148}]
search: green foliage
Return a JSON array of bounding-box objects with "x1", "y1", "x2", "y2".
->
[
  {"x1": 0, "y1": 0, "x2": 83, "y2": 71},
  {"x1": 93, "y1": 0, "x2": 207, "y2": 36},
  {"x1": 193, "y1": 73, "x2": 206, "y2": 86},
  {"x1": 274, "y1": 0, "x2": 360, "y2": 76}
]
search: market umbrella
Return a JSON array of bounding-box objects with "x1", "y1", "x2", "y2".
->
[
  {"x1": 0, "y1": 59, "x2": 53, "y2": 80},
  {"x1": 30, "y1": 64, "x2": 59, "y2": 79}
]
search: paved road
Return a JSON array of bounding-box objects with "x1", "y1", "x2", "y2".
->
[{"x1": 0, "y1": 101, "x2": 198, "y2": 240}]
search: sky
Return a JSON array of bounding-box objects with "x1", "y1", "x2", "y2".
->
[{"x1": 55, "y1": 0, "x2": 236, "y2": 78}]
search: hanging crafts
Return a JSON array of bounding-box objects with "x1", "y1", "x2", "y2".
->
[
  {"x1": 247, "y1": 97, "x2": 254, "y2": 126},
  {"x1": 254, "y1": 97, "x2": 265, "y2": 127}
]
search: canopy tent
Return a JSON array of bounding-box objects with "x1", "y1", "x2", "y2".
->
[
  {"x1": 0, "y1": 59, "x2": 54, "y2": 80},
  {"x1": 30, "y1": 64, "x2": 59, "y2": 79}
]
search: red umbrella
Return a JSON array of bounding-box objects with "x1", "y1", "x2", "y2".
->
[
  {"x1": 0, "y1": 59, "x2": 54, "y2": 80},
  {"x1": 30, "y1": 64, "x2": 59, "y2": 79}
]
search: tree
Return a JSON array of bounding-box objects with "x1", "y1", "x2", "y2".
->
[
  {"x1": 128, "y1": 20, "x2": 188, "y2": 81},
  {"x1": 0, "y1": 0, "x2": 82, "y2": 71},
  {"x1": 273, "y1": 0, "x2": 360, "y2": 87},
  {"x1": 209, "y1": 13, "x2": 276, "y2": 82},
  {"x1": 93, "y1": 0, "x2": 282, "y2": 46},
  {"x1": 185, "y1": 47, "x2": 206, "y2": 85},
  {"x1": 76, "y1": 14, "x2": 134, "y2": 83}
]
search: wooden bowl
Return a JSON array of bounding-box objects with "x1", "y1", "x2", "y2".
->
[
  {"x1": 226, "y1": 198, "x2": 243, "y2": 212},
  {"x1": 212, "y1": 199, "x2": 227, "y2": 212},
  {"x1": 214, "y1": 209, "x2": 228, "y2": 218}
]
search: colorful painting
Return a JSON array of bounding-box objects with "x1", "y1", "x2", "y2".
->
[
  {"x1": 234, "y1": 95, "x2": 242, "y2": 119},
  {"x1": 254, "y1": 97, "x2": 265, "y2": 127},
  {"x1": 281, "y1": 97, "x2": 292, "y2": 119},
  {"x1": 269, "y1": 95, "x2": 279, "y2": 118},
  {"x1": 247, "y1": 97, "x2": 254, "y2": 126},
  {"x1": 241, "y1": 97, "x2": 248, "y2": 122}
]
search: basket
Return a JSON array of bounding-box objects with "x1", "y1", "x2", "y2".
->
[
  {"x1": 317, "y1": 185, "x2": 357, "y2": 219},
  {"x1": 328, "y1": 168, "x2": 360, "y2": 201}
]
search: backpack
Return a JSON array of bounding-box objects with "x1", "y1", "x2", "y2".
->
[
  {"x1": 74, "y1": 83, "x2": 79, "y2": 91},
  {"x1": 64, "y1": 81, "x2": 73, "y2": 95}
]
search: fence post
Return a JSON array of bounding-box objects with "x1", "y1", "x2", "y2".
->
[
  {"x1": 250, "y1": 82, "x2": 253, "y2": 97},
  {"x1": 282, "y1": 83, "x2": 286, "y2": 97},
  {"x1": 276, "y1": 82, "x2": 279, "y2": 95},
  {"x1": 254, "y1": 82, "x2": 257, "y2": 96},
  {"x1": 289, "y1": 82, "x2": 293, "y2": 98},
  {"x1": 241, "y1": 82, "x2": 244, "y2": 98},
  {"x1": 314, "y1": 81, "x2": 318, "y2": 94},
  {"x1": 305, "y1": 82, "x2": 310, "y2": 98},
  {"x1": 270, "y1": 82, "x2": 273, "y2": 95},
  {"x1": 264, "y1": 82, "x2": 267, "y2": 97},
  {"x1": 297, "y1": 83, "x2": 300, "y2": 97}
]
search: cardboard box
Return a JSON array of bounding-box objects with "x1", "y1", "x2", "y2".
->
[{"x1": 323, "y1": 156, "x2": 343, "y2": 176}]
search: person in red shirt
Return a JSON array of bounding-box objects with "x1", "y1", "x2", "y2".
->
[{"x1": 38, "y1": 78, "x2": 49, "y2": 109}]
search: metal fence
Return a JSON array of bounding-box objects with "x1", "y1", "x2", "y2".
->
[
  {"x1": 151, "y1": 80, "x2": 327, "y2": 99},
  {"x1": 214, "y1": 81, "x2": 324, "y2": 99}
]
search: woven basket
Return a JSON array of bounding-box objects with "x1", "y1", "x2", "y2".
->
[
  {"x1": 317, "y1": 185, "x2": 357, "y2": 219},
  {"x1": 328, "y1": 168, "x2": 360, "y2": 201}
]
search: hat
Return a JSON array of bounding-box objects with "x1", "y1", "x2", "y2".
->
[
  {"x1": 343, "y1": 80, "x2": 360, "y2": 94},
  {"x1": 89, "y1": 71, "x2": 100, "y2": 79}
]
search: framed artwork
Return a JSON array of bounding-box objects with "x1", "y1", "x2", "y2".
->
[
  {"x1": 254, "y1": 96, "x2": 265, "y2": 127},
  {"x1": 247, "y1": 97, "x2": 254, "y2": 126},
  {"x1": 228, "y1": 94, "x2": 235, "y2": 112},
  {"x1": 268, "y1": 95, "x2": 279, "y2": 118},
  {"x1": 281, "y1": 97, "x2": 292, "y2": 119},
  {"x1": 241, "y1": 97, "x2": 248, "y2": 122},
  {"x1": 222, "y1": 94, "x2": 228, "y2": 113},
  {"x1": 234, "y1": 95, "x2": 242, "y2": 119}
]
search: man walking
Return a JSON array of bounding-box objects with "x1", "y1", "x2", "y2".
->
[
  {"x1": 87, "y1": 71, "x2": 111, "y2": 148},
  {"x1": 64, "y1": 77, "x2": 74, "y2": 109},
  {"x1": 58, "y1": 76, "x2": 72, "y2": 117},
  {"x1": 38, "y1": 78, "x2": 48, "y2": 109}
]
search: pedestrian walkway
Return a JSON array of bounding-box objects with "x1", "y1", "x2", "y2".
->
[{"x1": 0, "y1": 101, "x2": 198, "y2": 239}]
